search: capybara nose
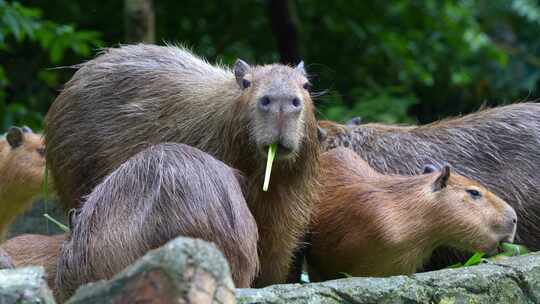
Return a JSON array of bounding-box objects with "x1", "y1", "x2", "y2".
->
[
  {"x1": 502, "y1": 207, "x2": 518, "y2": 242},
  {"x1": 258, "y1": 95, "x2": 303, "y2": 115}
]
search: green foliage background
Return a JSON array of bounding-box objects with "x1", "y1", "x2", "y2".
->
[{"x1": 2, "y1": 0, "x2": 540, "y2": 132}]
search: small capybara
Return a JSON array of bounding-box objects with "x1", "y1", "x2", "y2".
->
[
  {"x1": 56, "y1": 143, "x2": 259, "y2": 300},
  {"x1": 319, "y1": 103, "x2": 540, "y2": 261},
  {"x1": 1, "y1": 234, "x2": 65, "y2": 292},
  {"x1": 45, "y1": 44, "x2": 319, "y2": 286},
  {"x1": 0, "y1": 126, "x2": 47, "y2": 240},
  {"x1": 307, "y1": 148, "x2": 517, "y2": 280}
]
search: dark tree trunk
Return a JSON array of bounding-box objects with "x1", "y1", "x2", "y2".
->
[
  {"x1": 266, "y1": 0, "x2": 302, "y2": 65},
  {"x1": 124, "y1": 0, "x2": 155, "y2": 43}
]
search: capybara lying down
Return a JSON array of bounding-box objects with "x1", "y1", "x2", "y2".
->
[
  {"x1": 56, "y1": 143, "x2": 259, "y2": 300},
  {"x1": 319, "y1": 102, "x2": 540, "y2": 268},
  {"x1": 45, "y1": 44, "x2": 320, "y2": 286},
  {"x1": 307, "y1": 148, "x2": 517, "y2": 281},
  {"x1": 1, "y1": 234, "x2": 65, "y2": 293},
  {"x1": 0, "y1": 126, "x2": 48, "y2": 240}
]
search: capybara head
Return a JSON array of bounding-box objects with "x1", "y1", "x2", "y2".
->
[
  {"x1": 423, "y1": 165, "x2": 517, "y2": 254},
  {"x1": 1, "y1": 126, "x2": 46, "y2": 192},
  {"x1": 234, "y1": 59, "x2": 312, "y2": 159}
]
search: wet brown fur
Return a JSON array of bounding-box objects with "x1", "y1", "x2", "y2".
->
[
  {"x1": 55, "y1": 143, "x2": 259, "y2": 299},
  {"x1": 0, "y1": 129, "x2": 47, "y2": 240},
  {"x1": 307, "y1": 148, "x2": 517, "y2": 280},
  {"x1": 45, "y1": 44, "x2": 319, "y2": 286}
]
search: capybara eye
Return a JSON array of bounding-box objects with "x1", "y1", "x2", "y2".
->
[
  {"x1": 466, "y1": 189, "x2": 482, "y2": 199},
  {"x1": 36, "y1": 147, "x2": 45, "y2": 157},
  {"x1": 242, "y1": 79, "x2": 251, "y2": 89},
  {"x1": 303, "y1": 82, "x2": 312, "y2": 91},
  {"x1": 292, "y1": 97, "x2": 301, "y2": 108},
  {"x1": 259, "y1": 96, "x2": 271, "y2": 108}
]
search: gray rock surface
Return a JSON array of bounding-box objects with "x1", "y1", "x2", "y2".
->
[
  {"x1": 237, "y1": 252, "x2": 540, "y2": 304},
  {"x1": 65, "y1": 236, "x2": 236, "y2": 304},
  {"x1": 0, "y1": 267, "x2": 55, "y2": 304}
]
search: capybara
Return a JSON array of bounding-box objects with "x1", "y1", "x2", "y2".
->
[
  {"x1": 307, "y1": 148, "x2": 517, "y2": 280},
  {"x1": 319, "y1": 103, "x2": 540, "y2": 260},
  {"x1": 0, "y1": 126, "x2": 47, "y2": 240},
  {"x1": 45, "y1": 44, "x2": 319, "y2": 286},
  {"x1": 56, "y1": 143, "x2": 259, "y2": 300},
  {"x1": 1, "y1": 234, "x2": 65, "y2": 293}
]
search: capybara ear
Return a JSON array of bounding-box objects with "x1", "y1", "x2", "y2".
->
[
  {"x1": 433, "y1": 165, "x2": 451, "y2": 191},
  {"x1": 21, "y1": 126, "x2": 33, "y2": 133},
  {"x1": 234, "y1": 59, "x2": 251, "y2": 90},
  {"x1": 423, "y1": 164, "x2": 438, "y2": 174},
  {"x1": 68, "y1": 208, "x2": 81, "y2": 230},
  {"x1": 346, "y1": 117, "x2": 362, "y2": 126},
  {"x1": 317, "y1": 126, "x2": 327, "y2": 143},
  {"x1": 6, "y1": 127, "x2": 24, "y2": 149},
  {"x1": 295, "y1": 61, "x2": 307, "y2": 76}
]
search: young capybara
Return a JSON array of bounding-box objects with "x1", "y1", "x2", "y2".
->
[
  {"x1": 307, "y1": 148, "x2": 517, "y2": 280},
  {"x1": 45, "y1": 44, "x2": 319, "y2": 286},
  {"x1": 1, "y1": 234, "x2": 65, "y2": 292},
  {"x1": 55, "y1": 143, "x2": 259, "y2": 300},
  {"x1": 0, "y1": 126, "x2": 48, "y2": 240},
  {"x1": 319, "y1": 103, "x2": 540, "y2": 261}
]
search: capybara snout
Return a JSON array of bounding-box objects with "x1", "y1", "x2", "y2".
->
[{"x1": 494, "y1": 207, "x2": 517, "y2": 245}]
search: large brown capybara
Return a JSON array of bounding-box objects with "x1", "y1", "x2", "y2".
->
[
  {"x1": 1, "y1": 234, "x2": 65, "y2": 294},
  {"x1": 45, "y1": 44, "x2": 319, "y2": 286},
  {"x1": 319, "y1": 103, "x2": 540, "y2": 269},
  {"x1": 0, "y1": 126, "x2": 48, "y2": 240},
  {"x1": 307, "y1": 148, "x2": 517, "y2": 280},
  {"x1": 55, "y1": 143, "x2": 259, "y2": 300}
]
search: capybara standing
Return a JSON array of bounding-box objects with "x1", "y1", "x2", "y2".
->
[
  {"x1": 307, "y1": 148, "x2": 517, "y2": 280},
  {"x1": 56, "y1": 143, "x2": 259, "y2": 299},
  {"x1": 45, "y1": 44, "x2": 319, "y2": 286},
  {"x1": 1, "y1": 234, "x2": 65, "y2": 292},
  {"x1": 319, "y1": 103, "x2": 540, "y2": 256},
  {"x1": 0, "y1": 126, "x2": 48, "y2": 240}
]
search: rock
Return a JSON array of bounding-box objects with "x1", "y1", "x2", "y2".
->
[
  {"x1": 237, "y1": 252, "x2": 540, "y2": 304},
  {"x1": 0, "y1": 267, "x2": 55, "y2": 304},
  {"x1": 66, "y1": 236, "x2": 236, "y2": 304}
]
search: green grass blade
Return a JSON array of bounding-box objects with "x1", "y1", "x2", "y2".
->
[
  {"x1": 463, "y1": 252, "x2": 485, "y2": 266},
  {"x1": 43, "y1": 213, "x2": 69, "y2": 232},
  {"x1": 43, "y1": 159, "x2": 49, "y2": 233},
  {"x1": 446, "y1": 262, "x2": 463, "y2": 269},
  {"x1": 500, "y1": 242, "x2": 530, "y2": 256},
  {"x1": 263, "y1": 143, "x2": 277, "y2": 192}
]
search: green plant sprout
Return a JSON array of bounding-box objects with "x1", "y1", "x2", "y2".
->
[
  {"x1": 263, "y1": 143, "x2": 277, "y2": 192},
  {"x1": 447, "y1": 243, "x2": 530, "y2": 268},
  {"x1": 43, "y1": 213, "x2": 69, "y2": 232}
]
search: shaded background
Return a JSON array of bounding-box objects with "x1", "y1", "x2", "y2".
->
[{"x1": 1, "y1": 0, "x2": 540, "y2": 132}]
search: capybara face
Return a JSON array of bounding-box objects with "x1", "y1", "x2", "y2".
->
[
  {"x1": 3, "y1": 126, "x2": 46, "y2": 189},
  {"x1": 234, "y1": 60, "x2": 312, "y2": 160},
  {"x1": 429, "y1": 166, "x2": 517, "y2": 254}
]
